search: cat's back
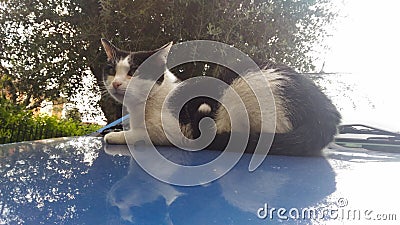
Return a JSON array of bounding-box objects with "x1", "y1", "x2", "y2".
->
[{"x1": 212, "y1": 62, "x2": 341, "y2": 155}]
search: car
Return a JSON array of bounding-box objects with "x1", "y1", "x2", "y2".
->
[
  {"x1": 2, "y1": 1, "x2": 400, "y2": 224},
  {"x1": 1, "y1": 123, "x2": 399, "y2": 224}
]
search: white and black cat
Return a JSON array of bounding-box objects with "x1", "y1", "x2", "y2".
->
[{"x1": 101, "y1": 38, "x2": 341, "y2": 156}]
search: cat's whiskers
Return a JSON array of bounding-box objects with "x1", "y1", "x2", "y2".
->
[
  {"x1": 98, "y1": 84, "x2": 113, "y2": 97},
  {"x1": 99, "y1": 87, "x2": 114, "y2": 99}
]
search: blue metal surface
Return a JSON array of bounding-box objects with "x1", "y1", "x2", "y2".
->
[{"x1": 1, "y1": 137, "x2": 399, "y2": 224}]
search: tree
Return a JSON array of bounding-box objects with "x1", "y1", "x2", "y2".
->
[
  {"x1": 0, "y1": 0, "x2": 339, "y2": 122},
  {"x1": 0, "y1": 0, "x2": 87, "y2": 108},
  {"x1": 0, "y1": 0, "x2": 121, "y2": 121},
  {"x1": 65, "y1": 107, "x2": 82, "y2": 122}
]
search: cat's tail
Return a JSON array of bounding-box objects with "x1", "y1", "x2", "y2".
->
[
  {"x1": 197, "y1": 103, "x2": 212, "y2": 115},
  {"x1": 187, "y1": 102, "x2": 215, "y2": 139}
]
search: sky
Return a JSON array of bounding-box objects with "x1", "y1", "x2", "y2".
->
[
  {"x1": 324, "y1": 0, "x2": 400, "y2": 74},
  {"x1": 321, "y1": 0, "x2": 400, "y2": 132}
]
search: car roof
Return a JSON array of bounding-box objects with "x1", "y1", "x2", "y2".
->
[{"x1": 1, "y1": 137, "x2": 399, "y2": 224}]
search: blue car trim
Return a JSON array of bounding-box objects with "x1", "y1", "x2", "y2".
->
[{"x1": 93, "y1": 114, "x2": 130, "y2": 134}]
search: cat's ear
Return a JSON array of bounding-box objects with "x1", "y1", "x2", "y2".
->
[
  {"x1": 153, "y1": 42, "x2": 173, "y2": 64},
  {"x1": 154, "y1": 42, "x2": 178, "y2": 82},
  {"x1": 101, "y1": 38, "x2": 118, "y2": 61},
  {"x1": 158, "y1": 41, "x2": 173, "y2": 51}
]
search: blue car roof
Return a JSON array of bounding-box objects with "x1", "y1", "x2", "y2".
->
[{"x1": 1, "y1": 137, "x2": 399, "y2": 224}]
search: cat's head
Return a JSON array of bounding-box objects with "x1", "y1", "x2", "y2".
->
[{"x1": 101, "y1": 39, "x2": 174, "y2": 103}]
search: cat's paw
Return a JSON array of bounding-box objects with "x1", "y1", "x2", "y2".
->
[
  {"x1": 125, "y1": 130, "x2": 152, "y2": 147},
  {"x1": 104, "y1": 131, "x2": 127, "y2": 145}
]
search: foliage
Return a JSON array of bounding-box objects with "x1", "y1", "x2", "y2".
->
[
  {"x1": 65, "y1": 107, "x2": 82, "y2": 122},
  {"x1": 0, "y1": 0, "x2": 93, "y2": 109},
  {"x1": 99, "y1": 0, "x2": 337, "y2": 71},
  {"x1": 0, "y1": 97, "x2": 101, "y2": 144},
  {"x1": 0, "y1": 0, "x2": 340, "y2": 122}
]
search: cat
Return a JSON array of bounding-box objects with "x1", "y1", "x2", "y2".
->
[{"x1": 100, "y1": 38, "x2": 341, "y2": 156}]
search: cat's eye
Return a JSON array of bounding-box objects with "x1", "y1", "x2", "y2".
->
[
  {"x1": 108, "y1": 67, "x2": 116, "y2": 75},
  {"x1": 127, "y1": 66, "x2": 138, "y2": 76},
  {"x1": 105, "y1": 65, "x2": 116, "y2": 75}
]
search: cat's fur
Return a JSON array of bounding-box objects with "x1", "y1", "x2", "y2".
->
[{"x1": 101, "y1": 39, "x2": 341, "y2": 156}]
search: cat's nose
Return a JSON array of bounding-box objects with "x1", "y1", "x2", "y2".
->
[{"x1": 112, "y1": 81, "x2": 122, "y2": 89}]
